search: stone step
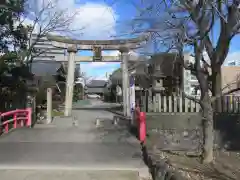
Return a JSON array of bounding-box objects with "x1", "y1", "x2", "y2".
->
[{"x1": 0, "y1": 169, "x2": 149, "y2": 180}]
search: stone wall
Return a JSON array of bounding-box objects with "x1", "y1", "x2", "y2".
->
[
  {"x1": 142, "y1": 112, "x2": 240, "y2": 179},
  {"x1": 145, "y1": 112, "x2": 240, "y2": 152},
  {"x1": 146, "y1": 113, "x2": 201, "y2": 130},
  {"x1": 146, "y1": 113, "x2": 202, "y2": 154}
]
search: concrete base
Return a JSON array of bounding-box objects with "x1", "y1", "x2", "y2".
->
[{"x1": 0, "y1": 169, "x2": 141, "y2": 180}]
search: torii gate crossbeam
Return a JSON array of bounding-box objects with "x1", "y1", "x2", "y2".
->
[{"x1": 47, "y1": 34, "x2": 148, "y2": 118}]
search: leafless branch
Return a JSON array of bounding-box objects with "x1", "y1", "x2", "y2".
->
[
  {"x1": 180, "y1": 89, "x2": 201, "y2": 104},
  {"x1": 21, "y1": 0, "x2": 78, "y2": 63},
  {"x1": 223, "y1": 87, "x2": 240, "y2": 96},
  {"x1": 222, "y1": 81, "x2": 239, "y2": 92},
  {"x1": 211, "y1": 87, "x2": 240, "y2": 103}
]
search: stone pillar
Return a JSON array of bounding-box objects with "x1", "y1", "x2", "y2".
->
[
  {"x1": 46, "y1": 88, "x2": 52, "y2": 124},
  {"x1": 80, "y1": 67, "x2": 85, "y2": 100},
  {"x1": 120, "y1": 48, "x2": 131, "y2": 117},
  {"x1": 64, "y1": 46, "x2": 77, "y2": 116},
  {"x1": 130, "y1": 75, "x2": 135, "y2": 124}
]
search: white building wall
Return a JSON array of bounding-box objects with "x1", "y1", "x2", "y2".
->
[
  {"x1": 183, "y1": 53, "x2": 213, "y2": 96},
  {"x1": 227, "y1": 60, "x2": 240, "y2": 66},
  {"x1": 182, "y1": 54, "x2": 195, "y2": 95}
]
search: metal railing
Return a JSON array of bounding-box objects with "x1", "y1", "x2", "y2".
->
[{"x1": 0, "y1": 108, "x2": 32, "y2": 134}]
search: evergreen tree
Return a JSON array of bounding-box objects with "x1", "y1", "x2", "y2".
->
[{"x1": 0, "y1": 0, "x2": 31, "y2": 89}]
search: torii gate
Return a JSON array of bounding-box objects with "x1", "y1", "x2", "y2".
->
[{"x1": 46, "y1": 34, "x2": 147, "y2": 117}]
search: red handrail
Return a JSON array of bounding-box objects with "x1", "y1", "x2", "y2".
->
[{"x1": 0, "y1": 108, "x2": 32, "y2": 134}]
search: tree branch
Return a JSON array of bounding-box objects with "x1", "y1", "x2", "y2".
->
[
  {"x1": 211, "y1": 87, "x2": 240, "y2": 103},
  {"x1": 180, "y1": 89, "x2": 200, "y2": 104}
]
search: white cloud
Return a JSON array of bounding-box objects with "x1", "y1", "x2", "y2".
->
[
  {"x1": 72, "y1": 3, "x2": 117, "y2": 39},
  {"x1": 102, "y1": 50, "x2": 139, "y2": 57},
  {"x1": 24, "y1": 0, "x2": 121, "y2": 77},
  {"x1": 24, "y1": 0, "x2": 118, "y2": 39}
]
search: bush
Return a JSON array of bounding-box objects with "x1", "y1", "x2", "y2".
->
[{"x1": 73, "y1": 84, "x2": 83, "y2": 102}]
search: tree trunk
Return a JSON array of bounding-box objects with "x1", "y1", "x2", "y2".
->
[
  {"x1": 201, "y1": 92, "x2": 214, "y2": 163},
  {"x1": 212, "y1": 65, "x2": 222, "y2": 112}
]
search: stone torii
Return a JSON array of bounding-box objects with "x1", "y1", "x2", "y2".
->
[{"x1": 47, "y1": 34, "x2": 148, "y2": 117}]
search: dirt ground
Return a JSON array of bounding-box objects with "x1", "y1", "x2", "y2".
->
[{"x1": 146, "y1": 141, "x2": 240, "y2": 180}]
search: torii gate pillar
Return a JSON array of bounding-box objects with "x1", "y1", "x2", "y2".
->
[
  {"x1": 64, "y1": 46, "x2": 77, "y2": 116},
  {"x1": 120, "y1": 48, "x2": 131, "y2": 117}
]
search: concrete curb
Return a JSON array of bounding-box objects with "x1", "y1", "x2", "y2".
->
[{"x1": 0, "y1": 165, "x2": 152, "y2": 180}]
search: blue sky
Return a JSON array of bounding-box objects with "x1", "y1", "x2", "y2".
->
[
  {"x1": 26, "y1": 0, "x2": 142, "y2": 79},
  {"x1": 210, "y1": 19, "x2": 240, "y2": 52},
  {"x1": 76, "y1": 0, "x2": 240, "y2": 76},
  {"x1": 72, "y1": 0, "x2": 240, "y2": 76},
  {"x1": 79, "y1": 62, "x2": 120, "y2": 79},
  {"x1": 69, "y1": 0, "x2": 140, "y2": 79},
  {"x1": 28, "y1": 0, "x2": 240, "y2": 78}
]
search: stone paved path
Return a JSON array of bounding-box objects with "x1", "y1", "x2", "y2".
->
[
  {"x1": 0, "y1": 107, "x2": 149, "y2": 180},
  {"x1": 72, "y1": 99, "x2": 122, "y2": 109}
]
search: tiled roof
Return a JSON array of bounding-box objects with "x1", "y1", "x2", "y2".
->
[
  {"x1": 31, "y1": 62, "x2": 61, "y2": 76},
  {"x1": 86, "y1": 80, "x2": 107, "y2": 87}
]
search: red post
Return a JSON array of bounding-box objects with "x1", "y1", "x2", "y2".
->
[
  {"x1": 26, "y1": 108, "x2": 32, "y2": 127},
  {"x1": 5, "y1": 123, "x2": 8, "y2": 133},
  {"x1": 20, "y1": 119, "x2": 24, "y2": 127},
  {"x1": 139, "y1": 112, "x2": 146, "y2": 143},
  {"x1": 13, "y1": 113, "x2": 17, "y2": 128}
]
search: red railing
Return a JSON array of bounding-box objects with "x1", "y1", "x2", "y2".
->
[
  {"x1": 0, "y1": 108, "x2": 32, "y2": 134},
  {"x1": 135, "y1": 104, "x2": 146, "y2": 143}
]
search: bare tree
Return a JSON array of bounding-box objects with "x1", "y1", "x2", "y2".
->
[
  {"x1": 80, "y1": 72, "x2": 91, "y2": 85},
  {"x1": 127, "y1": 0, "x2": 240, "y2": 163},
  {"x1": 222, "y1": 71, "x2": 240, "y2": 94},
  {"x1": 20, "y1": 0, "x2": 78, "y2": 63},
  {"x1": 172, "y1": 0, "x2": 240, "y2": 164}
]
